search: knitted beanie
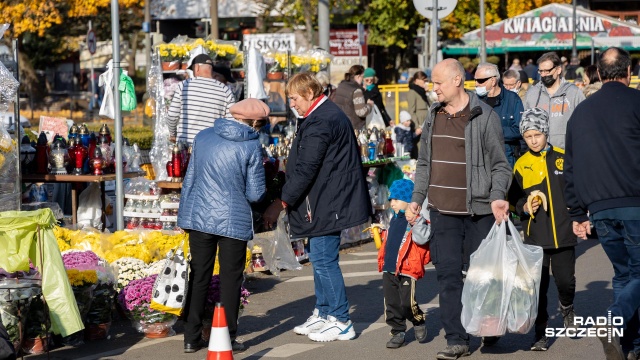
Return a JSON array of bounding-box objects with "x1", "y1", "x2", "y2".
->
[
  {"x1": 520, "y1": 107, "x2": 549, "y2": 137},
  {"x1": 388, "y1": 179, "x2": 414, "y2": 204}
]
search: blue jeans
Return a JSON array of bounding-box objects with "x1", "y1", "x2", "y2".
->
[
  {"x1": 593, "y1": 219, "x2": 640, "y2": 330},
  {"x1": 306, "y1": 233, "x2": 350, "y2": 322}
]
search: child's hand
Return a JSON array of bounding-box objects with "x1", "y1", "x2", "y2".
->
[
  {"x1": 415, "y1": 128, "x2": 423, "y2": 136},
  {"x1": 524, "y1": 198, "x2": 540, "y2": 214},
  {"x1": 406, "y1": 208, "x2": 418, "y2": 225}
]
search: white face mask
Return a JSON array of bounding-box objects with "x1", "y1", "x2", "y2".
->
[
  {"x1": 475, "y1": 86, "x2": 488, "y2": 97},
  {"x1": 509, "y1": 87, "x2": 520, "y2": 93}
]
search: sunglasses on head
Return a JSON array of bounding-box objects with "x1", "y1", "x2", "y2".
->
[{"x1": 475, "y1": 76, "x2": 495, "y2": 84}]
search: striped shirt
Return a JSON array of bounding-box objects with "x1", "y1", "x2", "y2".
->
[
  {"x1": 428, "y1": 104, "x2": 470, "y2": 214},
  {"x1": 166, "y1": 77, "x2": 236, "y2": 144}
]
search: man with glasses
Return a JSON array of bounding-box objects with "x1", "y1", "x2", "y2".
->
[
  {"x1": 474, "y1": 63, "x2": 524, "y2": 167},
  {"x1": 523, "y1": 52, "x2": 584, "y2": 149}
]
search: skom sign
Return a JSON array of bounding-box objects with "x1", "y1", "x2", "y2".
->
[{"x1": 243, "y1": 33, "x2": 296, "y2": 52}]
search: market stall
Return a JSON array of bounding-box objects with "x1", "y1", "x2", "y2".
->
[{"x1": 443, "y1": 3, "x2": 640, "y2": 57}]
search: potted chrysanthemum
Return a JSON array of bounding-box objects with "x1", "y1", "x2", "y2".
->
[{"x1": 118, "y1": 275, "x2": 177, "y2": 338}]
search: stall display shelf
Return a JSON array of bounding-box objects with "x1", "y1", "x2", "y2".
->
[
  {"x1": 159, "y1": 215, "x2": 178, "y2": 222},
  {"x1": 123, "y1": 211, "x2": 161, "y2": 219},
  {"x1": 157, "y1": 181, "x2": 182, "y2": 189},
  {"x1": 125, "y1": 194, "x2": 160, "y2": 200},
  {"x1": 160, "y1": 202, "x2": 180, "y2": 209}
]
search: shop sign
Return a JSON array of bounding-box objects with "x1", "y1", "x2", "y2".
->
[
  {"x1": 504, "y1": 16, "x2": 605, "y2": 34},
  {"x1": 243, "y1": 33, "x2": 296, "y2": 52},
  {"x1": 330, "y1": 30, "x2": 367, "y2": 57}
]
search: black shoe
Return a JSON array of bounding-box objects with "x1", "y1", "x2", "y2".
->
[
  {"x1": 232, "y1": 340, "x2": 246, "y2": 352},
  {"x1": 386, "y1": 332, "x2": 406, "y2": 349},
  {"x1": 482, "y1": 336, "x2": 500, "y2": 347},
  {"x1": 561, "y1": 304, "x2": 577, "y2": 329},
  {"x1": 414, "y1": 324, "x2": 427, "y2": 343},
  {"x1": 436, "y1": 344, "x2": 470, "y2": 360},
  {"x1": 530, "y1": 336, "x2": 549, "y2": 351},
  {"x1": 184, "y1": 340, "x2": 205, "y2": 353}
]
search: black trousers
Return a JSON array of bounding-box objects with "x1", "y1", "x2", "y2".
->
[
  {"x1": 183, "y1": 230, "x2": 247, "y2": 345},
  {"x1": 429, "y1": 210, "x2": 495, "y2": 346},
  {"x1": 383, "y1": 272, "x2": 425, "y2": 334},
  {"x1": 535, "y1": 246, "x2": 576, "y2": 325}
]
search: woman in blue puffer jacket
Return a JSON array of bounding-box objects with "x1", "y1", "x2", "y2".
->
[{"x1": 178, "y1": 98, "x2": 267, "y2": 353}]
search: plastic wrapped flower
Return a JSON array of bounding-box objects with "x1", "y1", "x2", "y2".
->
[
  {"x1": 111, "y1": 257, "x2": 147, "y2": 291},
  {"x1": 62, "y1": 250, "x2": 101, "y2": 269},
  {"x1": 66, "y1": 269, "x2": 98, "y2": 287},
  {"x1": 118, "y1": 275, "x2": 175, "y2": 324}
]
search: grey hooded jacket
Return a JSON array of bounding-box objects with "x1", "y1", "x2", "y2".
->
[
  {"x1": 523, "y1": 79, "x2": 585, "y2": 149},
  {"x1": 411, "y1": 91, "x2": 512, "y2": 216}
]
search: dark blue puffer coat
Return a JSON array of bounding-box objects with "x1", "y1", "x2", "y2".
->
[{"x1": 177, "y1": 118, "x2": 266, "y2": 240}]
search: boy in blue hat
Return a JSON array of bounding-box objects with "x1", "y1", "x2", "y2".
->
[{"x1": 377, "y1": 179, "x2": 431, "y2": 348}]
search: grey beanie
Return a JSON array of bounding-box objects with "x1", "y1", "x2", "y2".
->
[{"x1": 520, "y1": 108, "x2": 549, "y2": 137}]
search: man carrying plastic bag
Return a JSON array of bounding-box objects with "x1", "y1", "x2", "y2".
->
[{"x1": 461, "y1": 220, "x2": 543, "y2": 340}]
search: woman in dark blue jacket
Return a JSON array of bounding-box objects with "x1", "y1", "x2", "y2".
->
[
  {"x1": 282, "y1": 72, "x2": 371, "y2": 342},
  {"x1": 178, "y1": 99, "x2": 267, "y2": 353}
]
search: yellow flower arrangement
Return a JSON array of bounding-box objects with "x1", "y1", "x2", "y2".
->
[
  {"x1": 66, "y1": 269, "x2": 98, "y2": 287},
  {"x1": 157, "y1": 43, "x2": 187, "y2": 62},
  {"x1": 231, "y1": 52, "x2": 244, "y2": 68},
  {"x1": 105, "y1": 243, "x2": 152, "y2": 264}
]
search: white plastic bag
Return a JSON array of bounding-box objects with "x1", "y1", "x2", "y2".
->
[
  {"x1": 505, "y1": 220, "x2": 543, "y2": 334},
  {"x1": 461, "y1": 221, "x2": 518, "y2": 337},
  {"x1": 98, "y1": 60, "x2": 115, "y2": 119},
  {"x1": 366, "y1": 104, "x2": 386, "y2": 130},
  {"x1": 252, "y1": 211, "x2": 302, "y2": 277},
  {"x1": 77, "y1": 183, "x2": 103, "y2": 229}
]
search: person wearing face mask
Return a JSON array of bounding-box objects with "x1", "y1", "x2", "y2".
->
[
  {"x1": 523, "y1": 52, "x2": 585, "y2": 149},
  {"x1": 474, "y1": 63, "x2": 524, "y2": 167},
  {"x1": 363, "y1": 68, "x2": 391, "y2": 127},
  {"x1": 334, "y1": 65, "x2": 374, "y2": 130}
]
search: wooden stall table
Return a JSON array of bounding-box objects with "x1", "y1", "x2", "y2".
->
[{"x1": 22, "y1": 172, "x2": 144, "y2": 231}]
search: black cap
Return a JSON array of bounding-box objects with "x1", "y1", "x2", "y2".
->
[
  {"x1": 212, "y1": 65, "x2": 236, "y2": 84},
  {"x1": 189, "y1": 54, "x2": 213, "y2": 70}
]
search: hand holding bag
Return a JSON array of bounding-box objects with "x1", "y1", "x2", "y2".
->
[{"x1": 150, "y1": 235, "x2": 190, "y2": 316}]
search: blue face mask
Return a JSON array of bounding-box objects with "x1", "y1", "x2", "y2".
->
[
  {"x1": 366, "y1": 84, "x2": 375, "y2": 91},
  {"x1": 475, "y1": 86, "x2": 488, "y2": 97}
]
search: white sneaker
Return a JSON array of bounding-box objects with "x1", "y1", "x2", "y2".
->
[
  {"x1": 308, "y1": 316, "x2": 356, "y2": 342},
  {"x1": 293, "y1": 309, "x2": 328, "y2": 335}
]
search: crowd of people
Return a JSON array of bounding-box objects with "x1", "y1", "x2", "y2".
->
[{"x1": 162, "y1": 46, "x2": 638, "y2": 360}]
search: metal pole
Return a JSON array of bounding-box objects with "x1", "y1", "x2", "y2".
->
[
  {"x1": 318, "y1": 0, "x2": 330, "y2": 51},
  {"x1": 89, "y1": 21, "x2": 95, "y2": 119},
  {"x1": 12, "y1": 39, "x2": 21, "y2": 208},
  {"x1": 591, "y1": 38, "x2": 595, "y2": 65},
  {"x1": 571, "y1": 0, "x2": 578, "y2": 62},
  {"x1": 210, "y1": 0, "x2": 219, "y2": 39},
  {"x1": 144, "y1": 0, "x2": 151, "y2": 89},
  {"x1": 429, "y1": 0, "x2": 438, "y2": 69},
  {"x1": 480, "y1": 0, "x2": 486, "y2": 62},
  {"x1": 111, "y1": 0, "x2": 124, "y2": 230}
]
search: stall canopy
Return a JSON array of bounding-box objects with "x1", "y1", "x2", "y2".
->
[{"x1": 443, "y1": 3, "x2": 640, "y2": 56}]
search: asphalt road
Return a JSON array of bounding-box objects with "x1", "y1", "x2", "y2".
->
[{"x1": 27, "y1": 236, "x2": 620, "y2": 360}]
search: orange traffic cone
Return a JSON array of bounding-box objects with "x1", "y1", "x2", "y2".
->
[{"x1": 206, "y1": 303, "x2": 233, "y2": 360}]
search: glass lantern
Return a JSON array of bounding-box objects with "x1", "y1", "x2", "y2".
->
[{"x1": 49, "y1": 139, "x2": 68, "y2": 174}]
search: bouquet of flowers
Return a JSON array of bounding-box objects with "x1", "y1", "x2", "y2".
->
[
  {"x1": 111, "y1": 257, "x2": 147, "y2": 291},
  {"x1": 23, "y1": 293, "x2": 49, "y2": 354},
  {"x1": 118, "y1": 275, "x2": 177, "y2": 337},
  {"x1": 157, "y1": 43, "x2": 187, "y2": 63}
]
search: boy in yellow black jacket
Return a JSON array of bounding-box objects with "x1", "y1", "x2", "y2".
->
[{"x1": 507, "y1": 108, "x2": 577, "y2": 352}]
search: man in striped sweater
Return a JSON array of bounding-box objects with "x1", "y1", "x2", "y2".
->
[{"x1": 167, "y1": 54, "x2": 236, "y2": 144}]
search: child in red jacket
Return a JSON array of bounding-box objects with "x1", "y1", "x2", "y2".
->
[{"x1": 377, "y1": 179, "x2": 431, "y2": 348}]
